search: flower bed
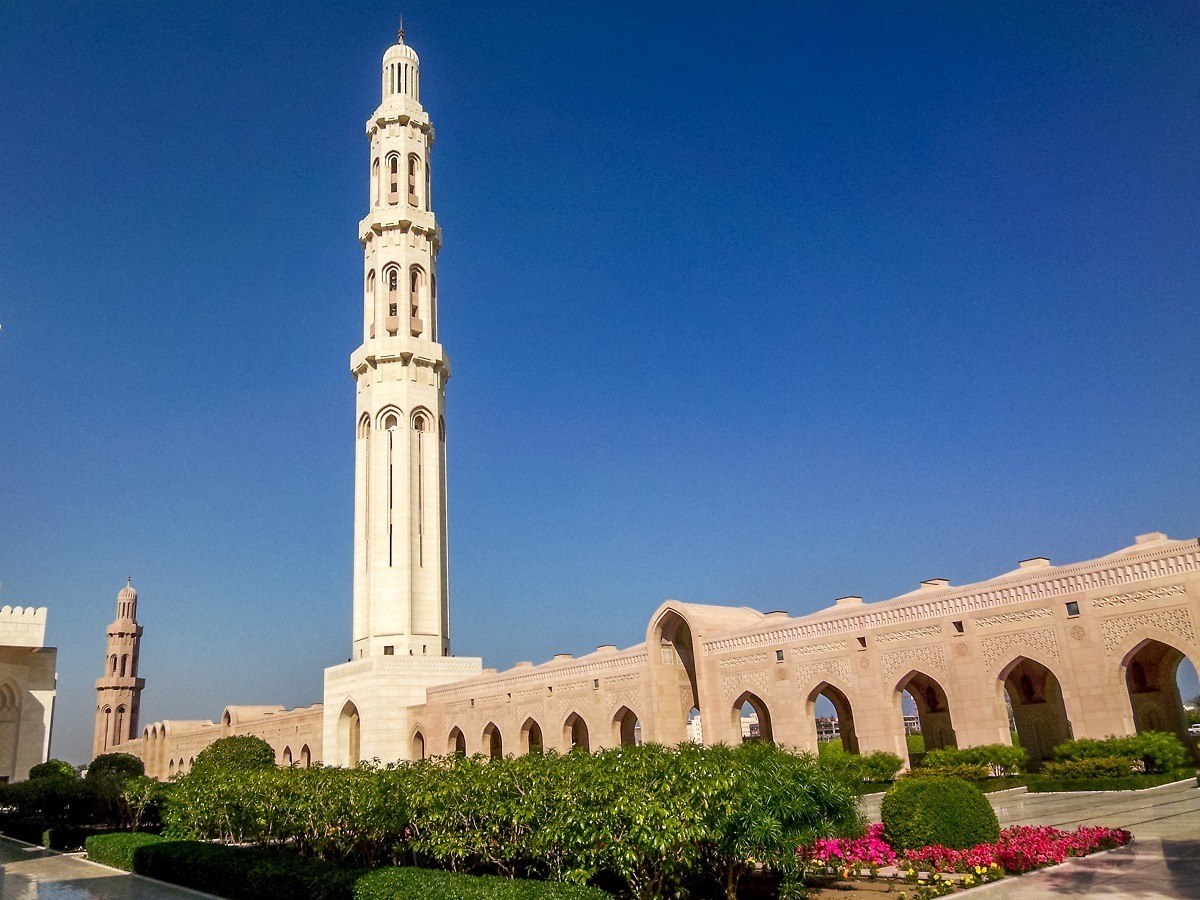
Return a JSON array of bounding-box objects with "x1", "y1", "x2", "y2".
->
[{"x1": 800, "y1": 822, "x2": 1131, "y2": 895}]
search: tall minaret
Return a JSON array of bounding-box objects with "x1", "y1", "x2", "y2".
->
[
  {"x1": 352, "y1": 23, "x2": 450, "y2": 661},
  {"x1": 92, "y1": 579, "x2": 145, "y2": 758}
]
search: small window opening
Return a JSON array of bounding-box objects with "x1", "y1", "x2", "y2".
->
[
  {"x1": 774, "y1": 649, "x2": 785, "y2": 662},
  {"x1": 383, "y1": 645, "x2": 394, "y2": 656},
  {"x1": 593, "y1": 679, "x2": 600, "y2": 690},
  {"x1": 1065, "y1": 601, "x2": 1080, "y2": 617},
  {"x1": 952, "y1": 620, "x2": 964, "y2": 634},
  {"x1": 856, "y1": 636, "x2": 867, "y2": 649}
]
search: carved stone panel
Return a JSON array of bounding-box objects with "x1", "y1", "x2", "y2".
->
[
  {"x1": 1100, "y1": 606, "x2": 1197, "y2": 656},
  {"x1": 981, "y1": 627, "x2": 1061, "y2": 671},
  {"x1": 881, "y1": 644, "x2": 947, "y2": 681}
]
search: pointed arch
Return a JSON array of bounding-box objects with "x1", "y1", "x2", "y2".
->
[
  {"x1": 894, "y1": 669, "x2": 957, "y2": 754},
  {"x1": 412, "y1": 730, "x2": 426, "y2": 760},
  {"x1": 299, "y1": 744, "x2": 311, "y2": 768},
  {"x1": 999, "y1": 656, "x2": 1072, "y2": 764},
  {"x1": 482, "y1": 722, "x2": 503, "y2": 760},
  {"x1": 282, "y1": 746, "x2": 293, "y2": 766},
  {"x1": 650, "y1": 607, "x2": 701, "y2": 744},
  {"x1": 1121, "y1": 638, "x2": 1197, "y2": 743},
  {"x1": 520, "y1": 718, "x2": 544, "y2": 755},
  {"x1": 338, "y1": 700, "x2": 362, "y2": 767},
  {"x1": 376, "y1": 405, "x2": 404, "y2": 430},
  {"x1": 731, "y1": 691, "x2": 773, "y2": 743},
  {"x1": 564, "y1": 712, "x2": 590, "y2": 752},
  {"x1": 448, "y1": 726, "x2": 466, "y2": 756},
  {"x1": 806, "y1": 680, "x2": 859, "y2": 753},
  {"x1": 612, "y1": 706, "x2": 640, "y2": 746}
]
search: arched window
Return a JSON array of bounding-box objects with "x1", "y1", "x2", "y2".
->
[
  {"x1": 412, "y1": 731, "x2": 426, "y2": 760},
  {"x1": 409, "y1": 267, "x2": 423, "y2": 335},
  {"x1": 387, "y1": 155, "x2": 400, "y2": 205},
  {"x1": 408, "y1": 155, "x2": 420, "y2": 207},
  {"x1": 114, "y1": 706, "x2": 126, "y2": 743},
  {"x1": 449, "y1": 727, "x2": 467, "y2": 756},
  {"x1": 412, "y1": 413, "x2": 427, "y2": 432},
  {"x1": 371, "y1": 158, "x2": 380, "y2": 204},
  {"x1": 385, "y1": 267, "x2": 399, "y2": 333},
  {"x1": 120, "y1": 654, "x2": 129, "y2": 677},
  {"x1": 299, "y1": 744, "x2": 311, "y2": 768}
]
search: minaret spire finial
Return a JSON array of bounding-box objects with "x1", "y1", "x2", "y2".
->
[{"x1": 397, "y1": 16, "x2": 405, "y2": 43}]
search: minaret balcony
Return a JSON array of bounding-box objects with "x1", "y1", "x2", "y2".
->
[{"x1": 410, "y1": 317, "x2": 424, "y2": 336}]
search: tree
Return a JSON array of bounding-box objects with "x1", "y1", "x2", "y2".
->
[
  {"x1": 28, "y1": 759, "x2": 78, "y2": 780},
  {"x1": 86, "y1": 752, "x2": 145, "y2": 782},
  {"x1": 193, "y1": 736, "x2": 276, "y2": 772}
]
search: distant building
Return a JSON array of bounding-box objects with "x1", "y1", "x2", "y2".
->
[{"x1": 0, "y1": 602, "x2": 56, "y2": 781}]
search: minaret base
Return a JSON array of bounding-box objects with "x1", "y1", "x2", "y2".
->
[{"x1": 322, "y1": 655, "x2": 481, "y2": 764}]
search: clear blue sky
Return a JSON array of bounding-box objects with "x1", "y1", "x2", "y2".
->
[{"x1": 1, "y1": 2, "x2": 1197, "y2": 763}]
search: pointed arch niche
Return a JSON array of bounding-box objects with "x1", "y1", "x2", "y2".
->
[
  {"x1": 895, "y1": 670, "x2": 957, "y2": 760},
  {"x1": 1000, "y1": 657, "x2": 1072, "y2": 764}
]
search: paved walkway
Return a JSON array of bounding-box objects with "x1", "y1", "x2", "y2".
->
[
  {"x1": 863, "y1": 779, "x2": 1200, "y2": 898},
  {"x1": 0, "y1": 838, "x2": 211, "y2": 899}
]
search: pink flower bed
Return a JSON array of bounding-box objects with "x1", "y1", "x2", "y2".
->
[
  {"x1": 802, "y1": 822, "x2": 896, "y2": 869},
  {"x1": 801, "y1": 823, "x2": 1131, "y2": 877}
]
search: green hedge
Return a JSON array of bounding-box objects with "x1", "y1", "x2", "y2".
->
[
  {"x1": 88, "y1": 834, "x2": 359, "y2": 900},
  {"x1": 880, "y1": 776, "x2": 999, "y2": 850},
  {"x1": 1040, "y1": 756, "x2": 1139, "y2": 780},
  {"x1": 921, "y1": 744, "x2": 1027, "y2": 776},
  {"x1": 354, "y1": 868, "x2": 611, "y2": 899},
  {"x1": 86, "y1": 832, "x2": 164, "y2": 870},
  {"x1": 1027, "y1": 770, "x2": 1193, "y2": 793},
  {"x1": 163, "y1": 742, "x2": 858, "y2": 899},
  {"x1": 816, "y1": 746, "x2": 905, "y2": 783},
  {"x1": 1051, "y1": 732, "x2": 1187, "y2": 774},
  {"x1": 904, "y1": 763, "x2": 990, "y2": 781}
]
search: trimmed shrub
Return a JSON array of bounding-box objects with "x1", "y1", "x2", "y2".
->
[
  {"x1": 922, "y1": 744, "x2": 1028, "y2": 776},
  {"x1": 818, "y1": 749, "x2": 904, "y2": 784},
  {"x1": 86, "y1": 832, "x2": 164, "y2": 870},
  {"x1": 192, "y1": 735, "x2": 277, "y2": 772},
  {"x1": 1040, "y1": 756, "x2": 1139, "y2": 780},
  {"x1": 139, "y1": 840, "x2": 359, "y2": 900},
  {"x1": 354, "y1": 867, "x2": 612, "y2": 899},
  {"x1": 903, "y1": 763, "x2": 990, "y2": 781},
  {"x1": 1052, "y1": 732, "x2": 1187, "y2": 775},
  {"x1": 880, "y1": 776, "x2": 999, "y2": 850}
]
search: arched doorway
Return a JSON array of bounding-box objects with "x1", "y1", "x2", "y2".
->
[
  {"x1": 613, "y1": 707, "x2": 641, "y2": 746},
  {"x1": 412, "y1": 731, "x2": 426, "y2": 760},
  {"x1": 521, "y1": 718, "x2": 544, "y2": 754},
  {"x1": 564, "y1": 712, "x2": 590, "y2": 752},
  {"x1": 807, "y1": 682, "x2": 859, "y2": 753},
  {"x1": 653, "y1": 610, "x2": 702, "y2": 744},
  {"x1": 448, "y1": 726, "x2": 466, "y2": 756},
  {"x1": 483, "y1": 722, "x2": 503, "y2": 760},
  {"x1": 895, "y1": 670, "x2": 957, "y2": 760},
  {"x1": 732, "y1": 691, "x2": 773, "y2": 743},
  {"x1": 1001, "y1": 657, "x2": 1072, "y2": 764},
  {"x1": 338, "y1": 701, "x2": 361, "y2": 766},
  {"x1": 1122, "y1": 639, "x2": 1198, "y2": 745},
  {"x1": 299, "y1": 745, "x2": 311, "y2": 768},
  {"x1": 281, "y1": 746, "x2": 293, "y2": 766}
]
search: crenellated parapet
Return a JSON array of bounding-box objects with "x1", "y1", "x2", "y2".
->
[{"x1": 0, "y1": 605, "x2": 48, "y2": 648}]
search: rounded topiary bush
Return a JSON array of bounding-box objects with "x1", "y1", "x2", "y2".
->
[
  {"x1": 880, "y1": 776, "x2": 999, "y2": 850},
  {"x1": 193, "y1": 735, "x2": 276, "y2": 772}
]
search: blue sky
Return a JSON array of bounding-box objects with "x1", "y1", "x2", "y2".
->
[{"x1": 1, "y1": 1, "x2": 1197, "y2": 763}]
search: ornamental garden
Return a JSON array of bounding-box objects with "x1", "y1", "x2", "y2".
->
[{"x1": 1, "y1": 730, "x2": 1194, "y2": 899}]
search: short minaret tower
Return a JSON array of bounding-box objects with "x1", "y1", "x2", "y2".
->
[
  {"x1": 352, "y1": 22, "x2": 450, "y2": 660},
  {"x1": 92, "y1": 579, "x2": 145, "y2": 758}
]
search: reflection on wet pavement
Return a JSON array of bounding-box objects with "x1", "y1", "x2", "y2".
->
[{"x1": 0, "y1": 839, "x2": 210, "y2": 899}]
